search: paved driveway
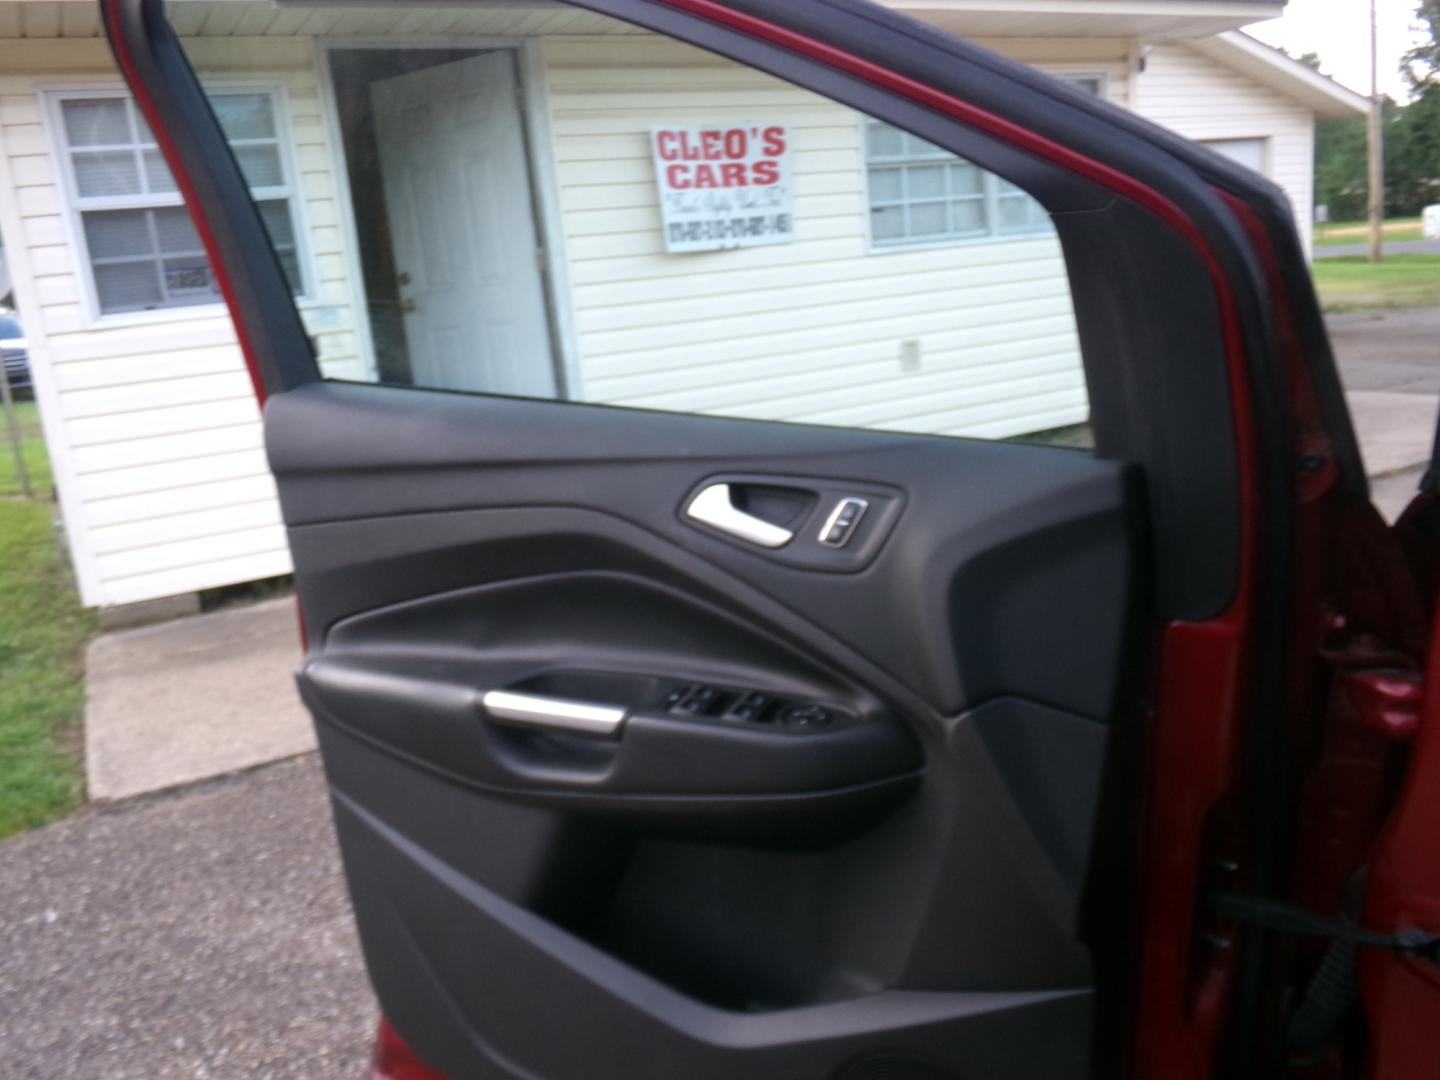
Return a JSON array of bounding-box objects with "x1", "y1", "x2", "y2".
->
[
  {"x1": 1328, "y1": 306, "x2": 1440, "y2": 519},
  {"x1": 1329, "y1": 306, "x2": 1440, "y2": 395},
  {"x1": 1315, "y1": 238, "x2": 1440, "y2": 258},
  {"x1": 0, "y1": 757, "x2": 374, "y2": 1080}
]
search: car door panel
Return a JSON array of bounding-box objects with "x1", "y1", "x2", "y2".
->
[
  {"x1": 258, "y1": 377, "x2": 1144, "y2": 1076},
  {"x1": 331, "y1": 770, "x2": 1094, "y2": 1080},
  {"x1": 102, "y1": 0, "x2": 1356, "y2": 1074},
  {"x1": 270, "y1": 382, "x2": 1143, "y2": 722}
]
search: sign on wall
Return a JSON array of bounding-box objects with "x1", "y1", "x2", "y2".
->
[{"x1": 651, "y1": 125, "x2": 795, "y2": 253}]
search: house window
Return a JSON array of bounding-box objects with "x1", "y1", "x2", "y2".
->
[
  {"x1": 865, "y1": 120, "x2": 1052, "y2": 248},
  {"x1": 865, "y1": 75, "x2": 1102, "y2": 250},
  {"x1": 1056, "y1": 74, "x2": 1106, "y2": 97},
  {"x1": 52, "y1": 90, "x2": 306, "y2": 316}
]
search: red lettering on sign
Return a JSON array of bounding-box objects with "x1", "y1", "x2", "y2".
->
[
  {"x1": 656, "y1": 131, "x2": 680, "y2": 161},
  {"x1": 657, "y1": 127, "x2": 789, "y2": 197}
]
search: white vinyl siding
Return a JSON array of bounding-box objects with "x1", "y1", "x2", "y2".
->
[
  {"x1": 542, "y1": 35, "x2": 1089, "y2": 440},
  {"x1": 865, "y1": 120, "x2": 1052, "y2": 248},
  {"x1": 1136, "y1": 42, "x2": 1315, "y2": 255},
  {"x1": 862, "y1": 73, "x2": 1101, "y2": 251},
  {"x1": 50, "y1": 87, "x2": 309, "y2": 317},
  {"x1": 0, "y1": 36, "x2": 369, "y2": 606},
  {"x1": 0, "y1": 17, "x2": 1324, "y2": 610}
]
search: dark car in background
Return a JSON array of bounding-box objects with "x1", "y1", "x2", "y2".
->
[{"x1": 0, "y1": 313, "x2": 29, "y2": 396}]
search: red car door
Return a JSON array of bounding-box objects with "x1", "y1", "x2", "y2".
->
[{"x1": 103, "y1": 1, "x2": 1435, "y2": 1077}]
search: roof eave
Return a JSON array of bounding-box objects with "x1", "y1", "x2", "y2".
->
[
  {"x1": 887, "y1": 0, "x2": 1286, "y2": 40},
  {"x1": 1189, "y1": 30, "x2": 1372, "y2": 118}
]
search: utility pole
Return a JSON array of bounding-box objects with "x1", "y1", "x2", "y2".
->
[{"x1": 1369, "y1": 0, "x2": 1385, "y2": 262}]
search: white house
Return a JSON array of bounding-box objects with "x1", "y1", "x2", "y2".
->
[{"x1": 0, "y1": 0, "x2": 1367, "y2": 612}]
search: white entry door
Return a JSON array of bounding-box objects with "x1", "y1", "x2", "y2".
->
[{"x1": 371, "y1": 52, "x2": 556, "y2": 396}]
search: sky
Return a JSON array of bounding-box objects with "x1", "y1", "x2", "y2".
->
[{"x1": 1247, "y1": 0, "x2": 1428, "y2": 100}]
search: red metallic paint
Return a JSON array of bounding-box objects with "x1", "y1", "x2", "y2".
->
[
  {"x1": 1137, "y1": 617, "x2": 1255, "y2": 1076},
  {"x1": 1361, "y1": 613, "x2": 1440, "y2": 1080},
  {"x1": 1222, "y1": 192, "x2": 1349, "y2": 1072},
  {"x1": 1345, "y1": 670, "x2": 1423, "y2": 742},
  {"x1": 370, "y1": 1018, "x2": 453, "y2": 1080},
  {"x1": 1223, "y1": 193, "x2": 1440, "y2": 1079}
]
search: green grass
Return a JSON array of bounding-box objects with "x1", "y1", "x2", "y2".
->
[
  {"x1": 0, "y1": 400, "x2": 54, "y2": 496},
  {"x1": 1310, "y1": 253, "x2": 1440, "y2": 312},
  {"x1": 0, "y1": 397, "x2": 95, "y2": 837},
  {"x1": 1315, "y1": 225, "x2": 1424, "y2": 246},
  {"x1": 1313, "y1": 216, "x2": 1424, "y2": 247}
]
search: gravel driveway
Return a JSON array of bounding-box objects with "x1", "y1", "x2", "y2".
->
[
  {"x1": 0, "y1": 756, "x2": 375, "y2": 1080},
  {"x1": 1329, "y1": 306, "x2": 1440, "y2": 395}
]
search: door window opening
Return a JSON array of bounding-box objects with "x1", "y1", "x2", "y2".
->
[{"x1": 327, "y1": 47, "x2": 560, "y2": 396}]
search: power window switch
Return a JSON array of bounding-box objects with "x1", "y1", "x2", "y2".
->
[
  {"x1": 725, "y1": 692, "x2": 774, "y2": 723},
  {"x1": 676, "y1": 685, "x2": 721, "y2": 714},
  {"x1": 779, "y1": 704, "x2": 835, "y2": 732},
  {"x1": 818, "y1": 498, "x2": 868, "y2": 548}
]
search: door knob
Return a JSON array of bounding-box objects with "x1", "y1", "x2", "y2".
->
[
  {"x1": 399, "y1": 298, "x2": 417, "y2": 314},
  {"x1": 685, "y1": 483, "x2": 795, "y2": 548}
]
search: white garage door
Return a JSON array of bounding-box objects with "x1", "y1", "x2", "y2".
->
[{"x1": 1200, "y1": 137, "x2": 1268, "y2": 176}]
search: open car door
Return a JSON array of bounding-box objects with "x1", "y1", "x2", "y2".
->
[{"x1": 103, "y1": 1, "x2": 1434, "y2": 1077}]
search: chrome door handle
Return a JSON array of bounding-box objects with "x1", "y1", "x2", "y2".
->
[
  {"x1": 481, "y1": 690, "x2": 627, "y2": 737},
  {"x1": 685, "y1": 483, "x2": 795, "y2": 548}
]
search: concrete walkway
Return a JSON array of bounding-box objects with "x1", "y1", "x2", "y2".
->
[
  {"x1": 1329, "y1": 307, "x2": 1440, "y2": 521},
  {"x1": 85, "y1": 597, "x2": 312, "y2": 801}
]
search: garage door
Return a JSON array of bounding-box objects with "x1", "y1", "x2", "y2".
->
[{"x1": 1200, "y1": 137, "x2": 1268, "y2": 175}]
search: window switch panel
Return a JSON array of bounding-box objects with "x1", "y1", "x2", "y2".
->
[{"x1": 818, "y1": 497, "x2": 868, "y2": 547}]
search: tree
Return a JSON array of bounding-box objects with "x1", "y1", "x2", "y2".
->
[
  {"x1": 1388, "y1": 92, "x2": 1440, "y2": 214},
  {"x1": 1402, "y1": 0, "x2": 1440, "y2": 91},
  {"x1": 1312, "y1": 2, "x2": 1440, "y2": 221},
  {"x1": 1392, "y1": 0, "x2": 1440, "y2": 215},
  {"x1": 1316, "y1": 113, "x2": 1369, "y2": 221}
]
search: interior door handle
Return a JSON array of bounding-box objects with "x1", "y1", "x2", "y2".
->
[
  {"x1": 685, "y1": 483, "x2": 795, "y2": 548},
  {"x1": 481, "y1": 690, "x2": 627, "y2": 737}
]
